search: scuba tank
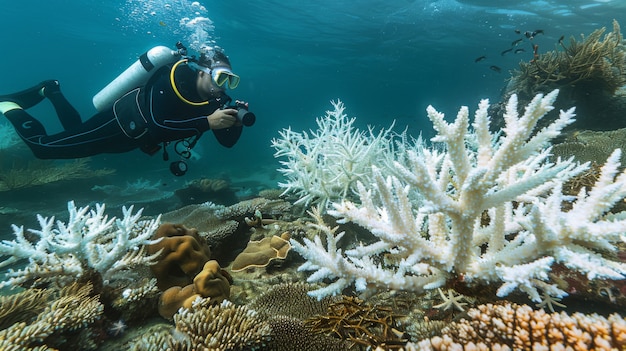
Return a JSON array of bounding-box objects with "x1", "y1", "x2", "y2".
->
[{"x1": 92, "y1": 44, "x2": 186, "y2": 111}]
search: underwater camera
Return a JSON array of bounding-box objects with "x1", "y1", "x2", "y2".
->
[{"x1": 227, "y1": 102, "x2": 256, "y2": 127}]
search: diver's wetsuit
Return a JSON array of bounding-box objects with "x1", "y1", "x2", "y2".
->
[{"x1": 2, "y1": 63, "x2": 242, "y2": 159}]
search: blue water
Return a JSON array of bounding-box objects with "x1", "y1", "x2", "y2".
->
[{"x1": 0, "y1": 0, "x2": 624, "y2": 219}]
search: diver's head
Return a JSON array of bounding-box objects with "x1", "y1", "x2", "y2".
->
[{"x1": 194, "y1": 47, "x2": 240, "y2": 91}]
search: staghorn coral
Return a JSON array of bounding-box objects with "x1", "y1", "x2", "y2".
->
[
  {"x1": 0, "y1": 158, "x2": 114, "y2": 192},
  {"x1": 414, "y1": 302, "x2": 626, "y2": 350},
  {"x1": 290, "y1": 91, "x2": 626, "y2": 306},
  {"x1": 0, "y1": 201, "x2": 161, "y2": 289},
  {"x1": 511, "y1": 20, "x2": 626, "y2": 99},
  {"x1": 271, "y1": 100, "x2": 397, "y2": 210},
  {"x1": 306, "y1": 295, "x2": 409, "y2": 350},
  {"x1": 0, "y1": 282, "x2": 104, "y2": 351}
]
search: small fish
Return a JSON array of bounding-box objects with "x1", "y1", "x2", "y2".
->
[
  {"x1": 474, "y1": 55, "x2": 487, "y2": 63},
  {"x1": 511, "y1": 38, "x2": 523, "y2": 46},
  {"x1": 501, "y1": 48, "x2": 513, "y2": 56},
  {"x1": 558, "y1": 35, "x2": 565, "y2": 44},
  {"x1": 489, "y1": 65, "x2": 502, "y2": 73},
  {"x1": 159, "y1": 21, "x2": 167, "y2": 26},
  {"x1": 525, "y1": 29, "x2": 545, "y2": 40},
  {"x1": 514, "y1": 48, "x2": 526, "y2": 54},
  {"x1": 514, "y1": 29, "x2": 521, "y2": 34}
]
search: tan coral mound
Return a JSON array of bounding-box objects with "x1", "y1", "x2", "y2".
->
[
  {"x1": 415, "y1": 302, "x2": 626, "y2": 350},
  {"x1": 148, "y1": 223, "x2": 212, "y2": 290},
  {"x1": 158, "y1": 260, "x2": 232, "y2": 319},
  {"x1": 231, "y1": 232, "x2": 292, "y2": 271}
]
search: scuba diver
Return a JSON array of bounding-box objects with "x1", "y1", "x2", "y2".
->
[{"x1": 0, "y1": 42, "x2": 255, "y2": 176}]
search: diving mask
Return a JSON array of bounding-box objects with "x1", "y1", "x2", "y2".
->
[{"x1": 210, "y1": 67, "x2": 240, "y2": 89}]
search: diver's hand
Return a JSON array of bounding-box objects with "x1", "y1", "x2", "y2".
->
[{"x1": 208, "y1": 109, "x2": 237, "y2": 129}]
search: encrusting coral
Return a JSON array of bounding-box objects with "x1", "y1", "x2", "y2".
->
[{"x1": 289, "y1": 90, "x2": 626, "y2": 307}]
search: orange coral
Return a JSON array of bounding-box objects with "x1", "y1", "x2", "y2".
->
[
  {"x1": 231, "y1": 232, "x2": 291, "y2": 272},
  {"x1": 158, "y1": 260, "x2": 232, "y2": 319},
  {"x1": 147, "y1": 223, "x2": 212, "y2": 290}
]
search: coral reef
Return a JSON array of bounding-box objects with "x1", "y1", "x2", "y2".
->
[
  {"x1": 552, "y1": 127, "x2": 626, "y2": 165},
  {"x1": 413, "y1": 302, "x2": 626, "y2": 350},
  {"x1": 91, "y1": 178, "x2": 174, "y2": 207},
  {"x1": 174, "y1": 177, "x2": 238, "y2": 206},
  {"x1": 0, "y1": 282, "x2": 104, "y2": 351},
  {"x1": 0, "y1": 158, "x2": 114, "y2": 192},
  {"x1": 147, "y1": 223, "x2": 212, "y2": 290},
  {"x1": 502, "y1": 20, "x2": 626, "y2": 131},
  {"x1": 171, "y1": 299, "x2": 271, "y2": 350},
  {"x1": 231, "y1": 231, "x2": 292, "y2": 272},
  {"x1": 0, "y1": 201, "x2": 161, "y2": 289},
  {"x1": 306, "y1": 295, "x2": 409, "y2": 349},
  {"x1": 290, "y1": 91, "x2": 626, "y2": 306},
  {"x1": 249, "y1": 282, "x2": 340, "y2": 320},
  {"x1": 271, "y1": 100, "x2": 396, "y2": 209},
  {"x1": 512, "y1": 20, "x2": 625, "y2": 99},
  {"x1": 160, "y1": 197, "x2": 293, "y2": 263}
]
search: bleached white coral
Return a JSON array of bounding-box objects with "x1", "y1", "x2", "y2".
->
[
  {"x1": 291, "y1": 90, "x2": 626, "y2": 302},
  {"x1": 0, "y1": 201, "x2": 162, "y2": 289},
  {"x1": 271, "y1": 100, "x2": 396, "y2": 209}
]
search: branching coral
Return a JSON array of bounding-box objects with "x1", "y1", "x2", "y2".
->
[
  {"x1": 512, "y1": 20, "x2": 626, "y2": 98},
  {"x1": 271, "y1": 100, "x2": 397, "y2": 209},
  {"x1": 290, "y1": 90, "x2": 626, "y2": 305},
  {"x1": 0, "y1": 201, "x2": 161, "y2": 289}
]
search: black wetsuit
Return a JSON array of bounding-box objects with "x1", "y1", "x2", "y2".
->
[{"x1": 3, "y1": 63, "x2": 242, "y2": 159}]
